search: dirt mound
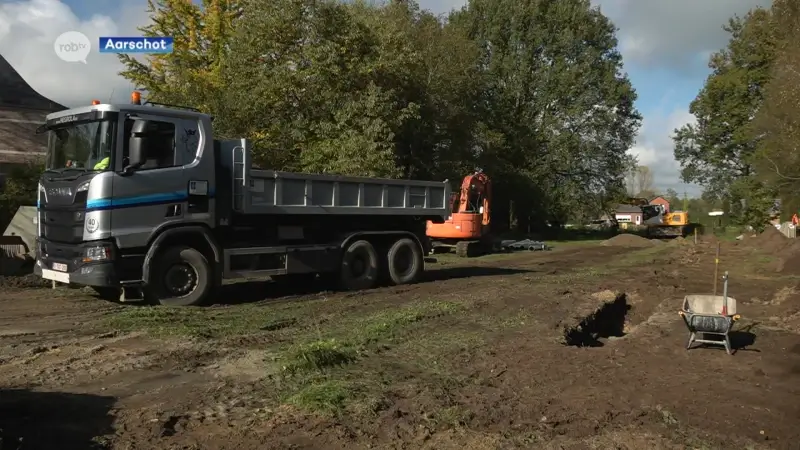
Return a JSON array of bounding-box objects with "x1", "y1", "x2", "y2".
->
[
  {"x1": 601, "y1": 234, "x2": 654, "y2": 248},
  {"x1": 754, "y1": 226, "x2": 788, "y2": 254},
  {"x1": 667, "y1": 236, "x2": 688, "y2": 246},
  {"x1": 0, "y1": 274, "x2": 50, "y2": 290},
  {"x1": 774, "y1": 240, "x2": 800, "y2": 274}
]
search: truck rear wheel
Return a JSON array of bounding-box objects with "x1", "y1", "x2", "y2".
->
[
  {"x1": 387, "y1": 238, "x2": 423, "y2": 285},
  {"x1": 340, "y1": 240, "x2": 379, "y2": 290},
  {"x1": 147, "y1": 246, "x2": 212, "y2": 306}
]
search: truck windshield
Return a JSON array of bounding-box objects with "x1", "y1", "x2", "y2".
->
[{"x1": 45, "y1": 120, "x2": 115, "y2": 173}]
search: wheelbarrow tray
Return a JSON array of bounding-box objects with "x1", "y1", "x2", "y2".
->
[
  {"x1": 680, "y1": 294, "x2": 739, "y2": 355},
  {"x1": 682, "y1": 294, "x2": 737, "y2": 315}
]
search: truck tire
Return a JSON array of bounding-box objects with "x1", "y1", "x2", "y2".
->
[
  {"x1": 339, "y1": 240, "x2": 379, "y2": 291},
  {"x1": 386, "y1": 238, "x2": 423, "y2": 285},
  {"x1": 147, "y1": 245, "x2": 212, "y2": 306}
]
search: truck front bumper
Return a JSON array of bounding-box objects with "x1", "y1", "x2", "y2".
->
[
  {"x1": 34, "y1": 260, "x2": 118, "y2": 287},
  {"x1": 34, "y1": 238, "x2": 120, "y2": 287}
]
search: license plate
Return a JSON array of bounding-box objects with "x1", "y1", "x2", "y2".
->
[
  {"x1": 41, "y1": 269, "x2": 70, "y2": 283},
  {"x1": 52, "y1": 262, "x2": 68, "y2": 272}
]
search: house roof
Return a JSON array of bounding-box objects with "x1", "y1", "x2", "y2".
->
[
  {"x1": 615, "y1": 204, "x2": 642, "y2": 213},
  {"x1": 0, "y1": 55, "x2": 65, "y2": 166}
]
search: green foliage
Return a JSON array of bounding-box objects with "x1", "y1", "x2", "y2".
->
[
  {"x1": 752, "y1": 0, "x2": 800, "y2": 220},
  {"x1": 283, "y1": 339, "x2": 357, "y2": 374},
  {"x1": 673, "y1": 8, "x2": 778, "y2": 227},
  {"x1": 118, "y1": 0, "x2": 640, "y2": 230},
  {"x1": 0, "y1": 162, "x2": 42, "y2": 229},
  {"x1": 453, "y1": 0, "x2": 640, "y2": 229},
  {"x1": 118, "y1": 0, "x2": 240, "y2": 113}
]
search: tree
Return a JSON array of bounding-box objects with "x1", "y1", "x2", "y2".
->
[
  {"x1": 672, "y1": 8, "x2": 777, "y2": 226},
  {"x1": 664, "y1": 188, "x2": 681, "y2": 208},
  {"x1": 452, "y1": 0, "x2": 640, "y2": 230},
  {"x1": 752, "y1": 0, "x2": 800, "y2": 219},
  {"x1": 118, "y1": 0, "x2": 241, "y2": 113},
  {"x1": 626, "y1": 165, "x2": 655, "y2": 198},
  {"x1": 344, "y1": 1, "x2": 486, "y2": 181}
]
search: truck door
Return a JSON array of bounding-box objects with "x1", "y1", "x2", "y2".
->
[{"x1": 110, "y1": 114, "x2": 188, "y2": 249}]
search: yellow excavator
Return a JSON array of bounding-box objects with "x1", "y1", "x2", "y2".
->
[{"x1": 625, "y1": 198, "x2": 691, "y2": 237}]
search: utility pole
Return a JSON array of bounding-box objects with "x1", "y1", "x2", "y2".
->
[{"x1": 683, "y1": 190, "x2": 689, "y2": 212}]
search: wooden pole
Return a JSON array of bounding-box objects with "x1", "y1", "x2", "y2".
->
[
  {"x1": 694, "y1": 227, "x2": 698, "y2": 244},
  {"x1": 712, "y1": 242, "x2": 721, "y2": 296}
]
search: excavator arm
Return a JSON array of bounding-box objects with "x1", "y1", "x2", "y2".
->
[{"x1": 457, "y1": 170, "x2": 491, "y2": 226}]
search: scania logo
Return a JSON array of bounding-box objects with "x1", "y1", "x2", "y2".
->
[{"x1": 47, "y1": 187, "x2": 73, "y2": 197}]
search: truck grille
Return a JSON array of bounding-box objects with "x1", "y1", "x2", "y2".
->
[
  {"x1": 39, "y1": 239, "x2": 84, "y2": 272},
  {"x1": 40, "y1": 208, "x2": 84, "y2": 244}
]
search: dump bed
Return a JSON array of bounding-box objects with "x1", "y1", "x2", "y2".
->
[{"x1": 218, "y1": 139, "x2": 450, "y2": 216}]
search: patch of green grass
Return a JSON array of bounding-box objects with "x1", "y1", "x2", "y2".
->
[
  {"x1": 282, "y1": 339, "x2": 357, "y2": 374},
  {"x1": 756, "y1": 255, "x2": 775, "y2": 264},
  {"x1": 278, "y1": 301, "x2": 466, "y2": 372},
  {"x1": 103, "y1": 303, "x2": 306, "y2": 339},
  {"x1": 349, "y1": 301, "x2": 463, "y2": 345},
  {"x1": 285, "y1": 380, "x2": 353, "y2": 414}
]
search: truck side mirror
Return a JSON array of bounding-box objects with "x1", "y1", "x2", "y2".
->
[{"x1": 124, "y1": 120, "x2": 151, "y2": 174}]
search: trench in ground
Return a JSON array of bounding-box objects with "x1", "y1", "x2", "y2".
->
[{"x1": 563, "y1": 293, "x2": 631, "y2": 347}]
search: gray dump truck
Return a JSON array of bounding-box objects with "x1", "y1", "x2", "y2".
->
[{"x1": 34, "y1": 96, "x2": 450, "y2": 306}]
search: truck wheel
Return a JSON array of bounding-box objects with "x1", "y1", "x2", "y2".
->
[
  {"x1": 148, "y1": 246, "x2": 212, "y2": 306},
  {"x1": 340, "y1": 240, "x2": 379, "y2": 290},
  {"x1": 387, "y1": 238, "x2": 423, "y2": 285}
]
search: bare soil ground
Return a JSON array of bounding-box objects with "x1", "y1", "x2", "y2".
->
[{"x1": 1, "y1": 236, "x2": 799, "y2": 450}]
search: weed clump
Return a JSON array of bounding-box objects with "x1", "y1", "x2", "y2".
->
[{"x1": 283, "y1": 339, "x2": 357, "y2": 374}]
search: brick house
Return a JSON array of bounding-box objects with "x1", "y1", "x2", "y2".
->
[{"x1": 649, "y1": 196, "x2": 670, "y2": 213}]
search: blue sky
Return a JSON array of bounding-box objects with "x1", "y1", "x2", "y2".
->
[{"x1": 2, "y1": 0, "x2": 772, "y2": 195}]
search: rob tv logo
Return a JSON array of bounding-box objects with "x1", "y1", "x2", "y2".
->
[{"x1": 53, "y1": 31, "x2": 91, "y2": 64}]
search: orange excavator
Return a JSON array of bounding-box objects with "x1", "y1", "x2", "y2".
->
[{"x1": 426, "y1": 170, "x2": 492, "y2": 257}]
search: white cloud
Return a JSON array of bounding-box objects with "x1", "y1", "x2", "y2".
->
[
  {"x1": 593, "y1": 0, "x2": 771, "y2": 72},
  {"x1": 0, "y1": 0, "x2": 149, "y2": 108},
  {"x1": 417, "y1": 0, "x2": 467, "y2": 15},
  {"x1": 628, "y1": 108, "x2": 701, "y2": 195}
]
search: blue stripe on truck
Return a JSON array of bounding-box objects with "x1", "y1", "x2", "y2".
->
[{"x1": 86, "y1": 189, "x2": 215, "y2": 211}]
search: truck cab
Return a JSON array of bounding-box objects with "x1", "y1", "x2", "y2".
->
[{"x1": 35, "y1": 94, "x2": 449, "y2": 306}]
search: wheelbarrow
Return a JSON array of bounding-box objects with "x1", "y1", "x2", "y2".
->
[{"x1": 679, "y1": 272, "x2": 741, "y2": 355}]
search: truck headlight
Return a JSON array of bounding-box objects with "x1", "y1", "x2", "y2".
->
[
  {"x1": 76, "y1": 181, "x2": 90, "y2": 192},
  {"x1": 83, "y1": 245, "x2": 111, "y2": 262}
]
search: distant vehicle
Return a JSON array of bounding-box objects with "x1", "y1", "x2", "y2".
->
[{"x1": 623, "y1": 197, "x2": 692, "y2": 237}]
